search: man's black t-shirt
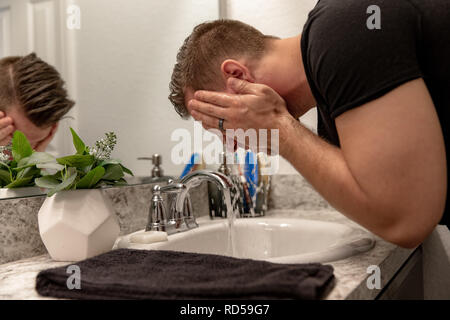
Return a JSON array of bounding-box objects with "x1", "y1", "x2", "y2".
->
[{"x1": 301, "y1": 0, "x2": 450, "y2": 227}]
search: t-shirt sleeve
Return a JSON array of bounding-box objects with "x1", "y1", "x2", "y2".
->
[{"x1": 303, "y1": 0, "x2": 423, "y2": 119}]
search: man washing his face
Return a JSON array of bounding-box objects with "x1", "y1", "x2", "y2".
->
[
  {"x1": 0, "y1": 53, "x2": 74, "y2": 151},
  {"x1": 169, "y1": 0, "x2": 449, "y2": 248}
]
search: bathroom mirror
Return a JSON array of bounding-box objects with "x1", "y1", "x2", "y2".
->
[{"x1": 0, "y1": 0, "x2": 318, "y2": 200}]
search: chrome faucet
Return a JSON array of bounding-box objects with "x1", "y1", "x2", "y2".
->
[{"x1": 146, "y1": 170, "x2": 241, "y2": 235}]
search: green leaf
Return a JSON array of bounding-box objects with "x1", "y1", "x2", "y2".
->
[
  {"x1": 11, "y1": 131, "x2": 33, "y2": 162},
  {"x1": 57, "y1": 155, "x2": 95, "y2": 168},
  {"x1": 120, "y1": 164, "x2": 134, "y2": 176},
  {"x1": 27, "y1": 152, "x2": 55, "y2": 164},
  {"x1": 42, "y1": 170, "x2": 65, "y2": 181},
  {"x1": 5, "y1": 176, "x2": 33, "y2": 188},
  {"x1": 36, "y1": 162, "x2": 65, "y2": 171},
  {"x1": 98, "y1": 159, "x2": 132, "y2": 176},
  {"x1": 17, "y1": 167, "x2": 40, "y2": 179},
  {"x1": 81, "y1": 164, "x2": 94, "y2": 174},
  {"x1": 0, "y1": 161, "x2": 10, "y2": 169},
  {"x1": 0, "y1": 169, "x2": 11, "y2": 185},
  {"x1": 70, "y1": 128, "x2": 87, "y2": 155},
  {"x1": 101, "y1": 164, "x2": 124, "y2": 181},
  {"x1": 15, "y1": 152, "x2": 55, "y2": 170},
  {"x1": 46, "y1": 167, "x2": 78, "y2": 197},
  {"x1": 98, "y1": 159, "x2": 120, "y2": 166},
  {"x1": 35, "y1": 175, "x2": 61, "y2": 189},
  {"x1": 76, "y1": 166, "x2": 105, "y2": 189},
  {"x1": 16, "y1": 157, "x2": 29, "y2": 169}
]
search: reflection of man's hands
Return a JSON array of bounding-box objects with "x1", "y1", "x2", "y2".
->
[
  {"x1": 188, "y1": 78, "x2": 293, "y2": 153},
  {"x1": 34, "y1": 123, "x2": 58, "y2": 152},
  {"x1": 0, "y1": 111, "x2": 15, "y2": 146}
]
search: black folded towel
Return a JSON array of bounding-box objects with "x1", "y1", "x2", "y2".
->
[{"x1": 36, "y1": 249, "x2": 335, "y2": 300}]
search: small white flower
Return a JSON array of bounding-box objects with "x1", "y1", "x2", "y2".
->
[
  {"x1": 0, "y1": 143, "x2": 12, "y2": 162},
  {"x1": 88, "y1": 132, "x2": 117, "y2": 161}
]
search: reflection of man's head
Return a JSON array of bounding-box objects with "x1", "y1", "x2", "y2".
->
[
  {"x1": 169, "y1": 19, "x2": 278, "y2": 119},
  {"x1": 0, "y1": 53, "x2": 74, "y2": 149}
]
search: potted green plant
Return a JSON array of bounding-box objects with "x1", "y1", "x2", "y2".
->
[
  {"x1": 36, "y1": 128, "x2": 133, "y2": 261},
  {"x1": 0, "y1": 131, "x2": 54, "y2": 198}
]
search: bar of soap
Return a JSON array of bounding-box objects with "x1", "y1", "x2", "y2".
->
[{"x1": 130, "y1": 231, "x2": 168, "y2": 244}]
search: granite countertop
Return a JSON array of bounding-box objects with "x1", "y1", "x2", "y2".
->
[{"x1": 0, "y1": 208, "x2": 413, "y2": 300}]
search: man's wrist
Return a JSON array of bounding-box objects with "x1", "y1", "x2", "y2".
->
[{"x1": 276, "y1": 114, "x2": 299, "y2": 158}]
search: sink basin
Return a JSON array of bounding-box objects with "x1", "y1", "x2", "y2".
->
[{"x1": 116, "y1": 217, "x2": 375, "y2": 264}]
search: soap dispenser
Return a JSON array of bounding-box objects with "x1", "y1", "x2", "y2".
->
[{"x1": 137, "y1": 154, "x2": 174, "y2": 184}]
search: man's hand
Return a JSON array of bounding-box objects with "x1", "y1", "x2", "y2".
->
[
  {"x1": 0, "y1": 111, "x2": 15, "y2": 146},
  {"x1": 188, "y1": 77, "x2": 293, "y2": 153},
  {"x1": 34, "y1": 123, "x2": 58, "y2": 152}
]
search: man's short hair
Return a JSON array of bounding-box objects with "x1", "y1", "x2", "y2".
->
[
  {"x1": 0, "y1": 53, "x2": 74, "y2": 127},
  {"x1": 169, "y1": 19, "x2": 274, "y2": 118}
]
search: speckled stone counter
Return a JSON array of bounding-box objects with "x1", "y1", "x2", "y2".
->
[{"x1": 0, "y1": 208, "x2": 413, "y2": 300}]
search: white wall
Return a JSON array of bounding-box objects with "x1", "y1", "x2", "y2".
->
[
  {"x1": 0, "y1": 0, "x2": 28, "y2": 56},
  {"x1": 225, "y1": 0, "x2": 317, "y2": 38},
  {"x1": 225, "y1": 0, "x2": 318, "y2": 174},
  {"x1": 72, "y1": 0, "x2": 218, "y2": 177}
]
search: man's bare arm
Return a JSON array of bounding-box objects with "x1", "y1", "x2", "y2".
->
[
  {"x1": 280, "y1": 78, "x2": 446, "y2": 247},
  {"x1": 190, "y1": 77, "x2": 447, "y2": 248}
]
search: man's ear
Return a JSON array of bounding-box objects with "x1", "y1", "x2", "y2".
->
[{"x1": 221, "y1": 59, "x2": 255, "y2": 83}]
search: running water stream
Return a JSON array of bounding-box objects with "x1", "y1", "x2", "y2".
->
[
  {"x1": 225, "y1": 174, "x2": 244, "y2": 258},
  {"x1": 224, "y1": 191, "x2": 237, "y2": 257}
]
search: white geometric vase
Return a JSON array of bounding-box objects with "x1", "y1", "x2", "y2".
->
[{"x1": 38, "y1": 189, "x2": 120, "y2": 261}]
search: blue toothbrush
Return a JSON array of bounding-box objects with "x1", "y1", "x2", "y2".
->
[
  {"x1": 180, "y1": 153, "x2": 200, "y2": 179},
  {"x1": 244, "y1": 151, "x2": 258, "y2": 202}
]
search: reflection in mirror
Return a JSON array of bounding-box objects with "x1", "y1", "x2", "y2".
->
[
  {"x1": 0, "y1": 0, "x2": 219, "y2": 200},
  {"x1": 0, "y1": 0, "x2": 318, "y2": 201}
]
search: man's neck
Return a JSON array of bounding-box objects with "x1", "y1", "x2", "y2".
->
[{"x1": 269, "y1": 35, "x2": 316, "y2": 119}]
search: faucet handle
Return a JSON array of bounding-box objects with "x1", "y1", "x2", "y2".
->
[
  {"x1": 146, "y1": 185, "x2": 167, "y2": 232},
  {"x1": 159, "y1": 182, "x2": 186, "y2": 194}
]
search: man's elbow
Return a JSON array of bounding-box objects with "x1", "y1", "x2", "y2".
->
[
  {"x1": 380, "y1": 209, "x2": 442, "y2": 249},
  {"x1": 384, "y1": 230, "x2": 426, "y2": 249}
]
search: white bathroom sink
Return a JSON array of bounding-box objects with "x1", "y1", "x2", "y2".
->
[{"x1": 116, "y1": 217, "x2": 375, "y2": 264}]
